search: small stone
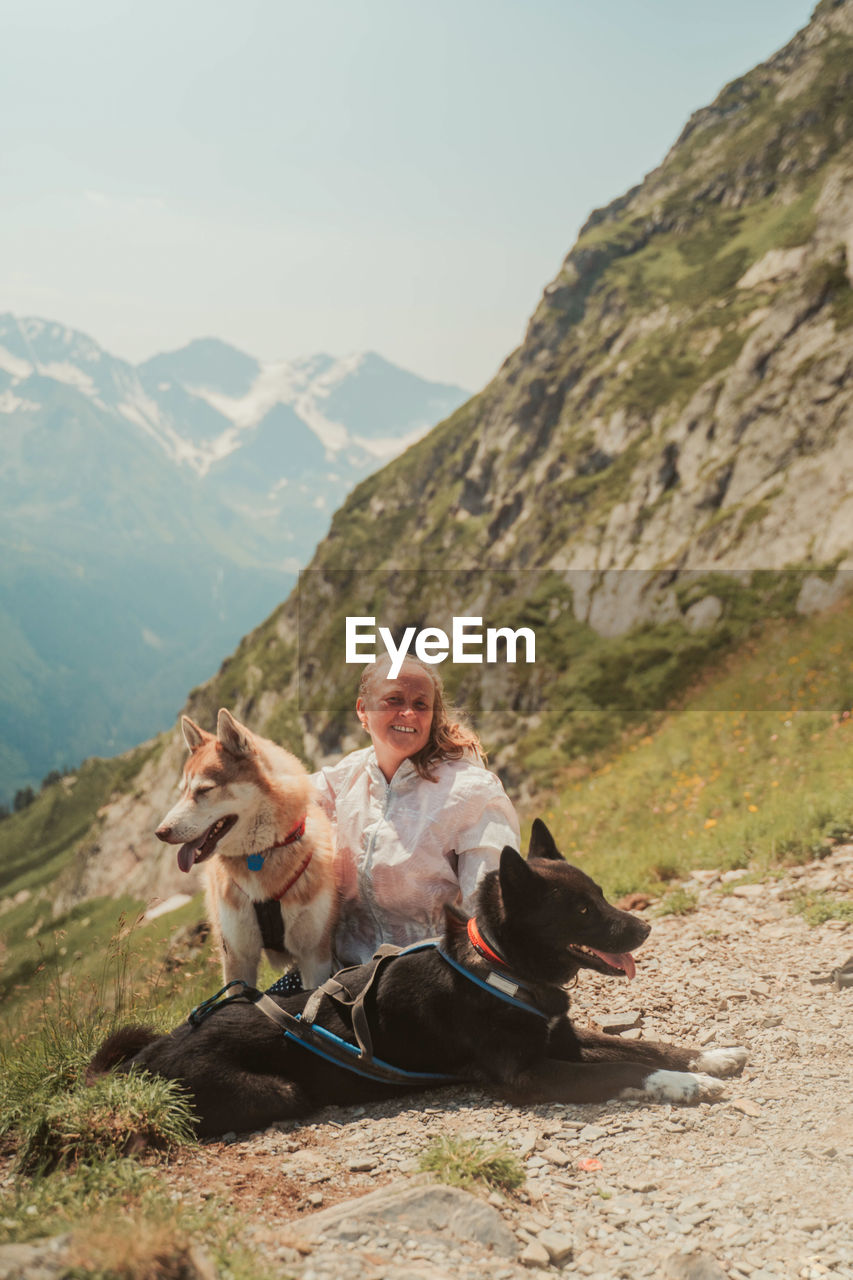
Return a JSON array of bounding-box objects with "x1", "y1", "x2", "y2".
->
[
  {"x1": 600, "y1": 1010, "x2": 643, "y2": 1033},
  {"x1": 520, "y1": 1218, "x2": 545, "y2": 1234},
  {"x1": 540, "y1": 1146, "x2": 570, "y2": 1167},
  {"x1": 520, "y1": 1241, "x2": 551, "y2": 1268},
  {"x1": 347, "y1": 1157, "x2": 378, "y2": 1172},
  {"x1": 730, "y1": 1098, "x2": 762, "y2": 1117},
  {"x1": 538, "y1": 1229, "x2": 574, "y2": 1265},
  {"x1": 624, "y1": 1177, "x2": 658, "y2": 1193},
  {"x1": 663, "y1": 1248, "x2": 728, "y2": 1279},
  {"x1": 516, "y1": 1127, "x2": 539, "y2": 1156}
]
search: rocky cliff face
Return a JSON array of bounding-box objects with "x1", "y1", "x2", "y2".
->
[{"x1": 55, "y1": 0, "x2": 853, "y2": 909}]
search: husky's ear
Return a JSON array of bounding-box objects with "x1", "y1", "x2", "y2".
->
[
  {"x1": 181, "y1": 716, "x2": 208, "y2": 753},
  {"x1": 217, "y1": 708, "x2": 256, "y2": 758},
  {"x1": 499, "y1": 846, "x2": 544, "y2": 902},
  {"x1": 528, "y1": 818, "x2": 564, "y2": 862}
]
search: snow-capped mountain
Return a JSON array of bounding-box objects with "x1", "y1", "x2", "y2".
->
[
  {"x1": 0, "y1": 315, "x2": 469, "y2": 800},
  {"x1": 0, "y1": 318, "x2": 467, "y2": 477}
]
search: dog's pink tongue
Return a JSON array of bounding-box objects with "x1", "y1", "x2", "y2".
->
[
  {"x1": 594, "y1": 949, "x2": 636, "y2": 979},
  {"x1": 177, "y1": 839, "x2": 203, "y2": 873}
]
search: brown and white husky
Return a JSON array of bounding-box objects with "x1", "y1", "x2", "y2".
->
[{"x1": 155, "y1": 708, "x2": 336, "y2": 989}]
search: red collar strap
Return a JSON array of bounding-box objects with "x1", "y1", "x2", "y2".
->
[
  {"x1": 270, "y1": 845, "x2": 313, "y2": 901},
  {"x1": 276, "y1": 817, "x2": 306, "y2": 849},
  {"x1": 246, "y1": 817, "x2": 307, "y2": 874},
  {"x1": 467, "y1": 916, "x2": 508, "y2": 968}
]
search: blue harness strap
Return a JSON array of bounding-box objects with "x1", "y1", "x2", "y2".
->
[
  {"x1": 435, "y1": 944, "x2": 550, "y2": 1018},
  {"x1": 187, "y1": 934, "x2": 549, "y2": 1086},
  {"x1": 279, "y1": 1015, "x2": 459, "y2": 1084}
]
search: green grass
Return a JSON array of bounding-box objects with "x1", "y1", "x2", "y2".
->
[
  {"x1": 0, "y1": 915, "x2": 201, "y2": 1165},
  {"x1": 791, "y1": 890, "x2": 853, "y2": 928},
  {"x1": 17, "y1": 1071, "x2": 197, "y2": 1174},
  {"x1": 418, "y1": 1135, "x2": 525, "y2": 1193},
  {"x1": 531, "y1": 594, "x2": 853, "y2": 897},
  {"x1": 0, "y1": 746, "x2": 162, "y2": 897},
  {"x1": 0, "y1": 891, "x2": 221, "y2": 1025},
  {"x1": 0, "y1": 913, "x2": 277, "y2": 1278},
  {"x1": 0, "y1": 1165, "x2": 277, "y2": 1279},
  {"x1": 655, "y1": 886, "x2": 700, "y2": 917}
]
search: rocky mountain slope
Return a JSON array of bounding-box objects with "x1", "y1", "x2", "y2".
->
[
  {"x1": 18, "y1": 0, "x2": 853, "y2": 907},
  {"x1": 0, "y1": 320, "x2": 467, "y2": 799}
]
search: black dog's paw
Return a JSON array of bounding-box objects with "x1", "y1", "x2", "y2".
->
[
  {"x1": 621, "y1": 1069, "x2": 727, "y2": 1105},
  {"x1": 688, "y1": 1047, "x2": 748, "y2": 1078}
]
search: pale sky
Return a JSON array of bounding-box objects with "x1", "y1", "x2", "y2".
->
[{"x1": 2, "y1": 0, "x2": 815, "y2": 389}]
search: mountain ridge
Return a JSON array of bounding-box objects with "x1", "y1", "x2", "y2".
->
[{"x1": 0, "y1": 318, "x2": 469, "y2": 798}]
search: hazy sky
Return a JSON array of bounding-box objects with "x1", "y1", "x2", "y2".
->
[{"x1": 2, "y1": 0, "x2": 815, "y2": 389}]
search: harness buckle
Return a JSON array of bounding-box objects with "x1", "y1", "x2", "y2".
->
[{"x1": 486, "y1": 971, "x2": 519, "y2": 997}]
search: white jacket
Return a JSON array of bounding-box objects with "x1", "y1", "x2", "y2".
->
[{"x1": 309, "y1": 747, "x2": 520, "y2": 967}]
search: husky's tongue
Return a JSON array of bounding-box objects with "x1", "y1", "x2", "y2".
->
[
  {"x1": 591, "y1": 948, "x2": 636, "y2": 979},
  {"x1": 177, "y1": 837, "x2": 205, "y2": 873}
]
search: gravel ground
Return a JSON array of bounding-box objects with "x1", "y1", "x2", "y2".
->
[
  {"x1": 148, "y1": 843, "x2": 853, "y2": 1280},
  {"x1": 6, "y1": 847, "x2": 838, "y2": 1280}
]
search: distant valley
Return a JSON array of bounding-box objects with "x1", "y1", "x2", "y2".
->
[{"x1": 0, "y1": 318, "x2": 468, "y2": 800}]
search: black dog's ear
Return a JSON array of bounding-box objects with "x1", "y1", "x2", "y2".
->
[
  {"x1": 443, "y1": 904, "x2": 468, "y2": 939},
  {"x1": 499, "y1": 846, "x2": 543, "y2": 901},
  {"x1": 528, "y1": 818, "x2": 564, "y2": 862}
]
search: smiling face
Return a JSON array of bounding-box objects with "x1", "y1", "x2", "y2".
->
[{"x1": 357, "y1": 659, "x2": 436, "y2": 780}]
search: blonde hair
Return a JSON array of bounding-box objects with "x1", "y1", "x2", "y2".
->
[{"x1": 358, "y1": 656, "x2": 484, "y2": 781}]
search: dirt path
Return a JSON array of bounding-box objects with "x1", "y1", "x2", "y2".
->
[{"x1": 122, "y1": 846, "x2": 853, "y2": 1278}]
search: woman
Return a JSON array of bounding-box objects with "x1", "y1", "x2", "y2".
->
[{"x1": 310, "y1": 654, "x2": 520, "y2": 967}]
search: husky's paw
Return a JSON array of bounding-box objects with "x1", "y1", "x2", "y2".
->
[
  {"x1": 689, "y1": 1047, "x2": 748, "y2": 1077},
  {"x1": 621, "y1": 1069, "x2": 726, "y2": 1105}
]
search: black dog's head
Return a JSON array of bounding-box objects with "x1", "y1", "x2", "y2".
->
[{"x1": 475, "y1": 818, "x2": 651, "y2": 987}]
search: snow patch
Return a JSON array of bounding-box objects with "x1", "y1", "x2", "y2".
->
[
  {"x1": 115, "y1": 383, "x2": 204, "y2": 469},
  {"x1": 38, "y1": 361, "x2": 96, "y2": 394},
  {"x1": 351, "y1": 424, "x2": 431, "y2": 460},
  {"x1": 0, "y1": 389, "x2": 40, "y2": 413},
  {"x1": 0, "y1": 345, "x2": 32, "y2": 379},
  {"x1": 186, "y1": 358, "x2": 346, "y2": 462}
]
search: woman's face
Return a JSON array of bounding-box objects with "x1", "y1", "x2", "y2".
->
[{"x1": 357, "y1": 663, "x2": 436, "y2": 780}]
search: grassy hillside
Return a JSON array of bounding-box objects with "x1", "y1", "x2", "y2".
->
[{"x1": 540, "y1": 596, "x2": 853, "y2": 898}]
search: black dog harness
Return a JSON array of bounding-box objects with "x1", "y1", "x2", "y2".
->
[
  {"x1": 188, "y1": 929, "x2": 550, "y2": 1088},
  {"x1": 242, "y1": 821, "x2": 310, "y2": 953}
]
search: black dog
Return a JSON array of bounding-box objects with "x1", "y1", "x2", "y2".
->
[{"x1": 90, "y1": 820, "x2": 746, "y2": 1136}]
